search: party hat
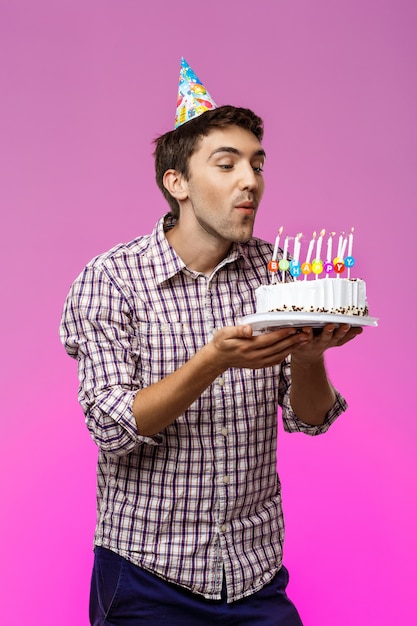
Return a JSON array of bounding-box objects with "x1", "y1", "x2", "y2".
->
[{"x1": 175, "y1": 58, "x2": 217, "y2": 128}]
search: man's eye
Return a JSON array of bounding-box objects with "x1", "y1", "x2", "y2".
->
[
  {"x1": 253, "y1": 165, "x2": 264, "y2": 173},
  {"x1": 218, "y1": 164, "x2": 233, "y2": 169}
]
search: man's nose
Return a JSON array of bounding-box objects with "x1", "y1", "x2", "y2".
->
[{"x1": 238, "y1": 163, "x2": 259, "y2": 191}]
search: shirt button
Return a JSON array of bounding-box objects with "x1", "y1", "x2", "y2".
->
[
  {"x1": 221, "y1": 427, "x2": 228, "y2": 437},
  {"x1": 223, "y1": 475, "x2": 229, "y2": 484},
  {"x1": 217, "y1": 377, "x2": 225, "y2": 386},
  {"x1": 220, "y1": 524, "x2": 227, "y2": 532}
]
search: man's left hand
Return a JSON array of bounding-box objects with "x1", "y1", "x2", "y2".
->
[{"x1": 291, "y1": 323, "x2": 363, "y2": 365}]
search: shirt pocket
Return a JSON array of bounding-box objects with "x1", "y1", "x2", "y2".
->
[{"x1": 135, "y1": 321, "x2": 198, "y2": 387}]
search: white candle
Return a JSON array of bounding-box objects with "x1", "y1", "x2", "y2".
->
[
  {"x1": 272, "y1": 226, "x2": 283, "y2": 261},
  {"x1": 337, "y1": 232, "x2": 345, "y2": 259},
  {"x1": 348, "y1": 227, "x2": 354, "y2": 257},
  {"x1": 281, "y1": 236, "x2": 289, "y2": 283},
  {"x1": 294, "y1": 233, "x2": 302, "y2": 262},
  {"x1": 326, "y1": 232, "x2": 335, "y2": 262},
  {"x1": 282, "y1": 236, "x2": 289, "y2": 261},
  {"x1": 305, "y1": 231, "x2": 316, "y2": 264},
  {"x1": 347, "y1": 227, "x2": 354, "y2": 278},
  {"x1": 340, "y1": 237, "x2": 347, "y2": 259},
  {"x1": 315, "y1": 229, "x2": 325, "y2": 261}
]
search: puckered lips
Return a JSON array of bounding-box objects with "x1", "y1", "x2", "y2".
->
[{"x1": 234, "y1": 200, "x2": 257, "y2": 215}]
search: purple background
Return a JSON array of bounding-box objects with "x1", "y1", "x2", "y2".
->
[{"x1": 1, "y1": 1, "x2": 416, "y2": 624}]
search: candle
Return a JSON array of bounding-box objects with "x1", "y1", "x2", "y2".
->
[
  {"x1": 272, "y1": 226, "x2": 283, "y2": 261},
  {"x1": 326, "y1": 232, "x2": 335, "y2": 262},
  {"x1": 271, "y1": 226, "x2": 283, "y2": 284},
  {"x1": 314, "y1": 230, "x2": 325, "y2": 280},
  {"x1": 340, "y1": 237, "x2": 347, "y2": 260},
  {"x1": 348, "y1": 227, "x2": 354, "y2": 257},
  {"x1": 336, "y1": 236, "x2": 347, "y2": 279},
  {"x1": 294, "y1": 233, "x2": 302, "y2": 262},
  {"x1": 337, "y1": 232, "x2": 345, "y2": 259},
  {"x1": 304, "y1": 231, "x2": 316, "y2": 281},
  {"x1": 325, "y1": 232, "x2": 335, "y2": 279},
  {"x1": 280, "y1": 236, "x2": 290, "y2": 282},
  {"x1": 347, "y1": 227, "x2": 354, "y2": 278},
  {"x1": 282, "y1": 236, "x2": 289, "y2": 261},
  {"x1": 290, "y1": 233, "x2": 302, "y2": 281},
  {"x1": 305, "y1": 231, "x2": 316, "y2": 264},
  {"x1": 315, "y1": 229, "x2": 325, "y2": 261}
]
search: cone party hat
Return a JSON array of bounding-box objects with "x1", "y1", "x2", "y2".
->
[{"x1": 175, "y1": 58, "x2": 217, "y2": 128}]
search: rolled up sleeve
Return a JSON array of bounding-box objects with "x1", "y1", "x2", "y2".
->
[
  {"x1": 60, "y1": 265, "x2": 162, "y2": 455},
  {"x1": 278, "y1": 356, "x2": 348, "y2": 436}
]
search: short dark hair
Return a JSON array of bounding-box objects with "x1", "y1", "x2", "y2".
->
[{"x1": 153, "y1": 105, "x2": 264, "y2": 217}]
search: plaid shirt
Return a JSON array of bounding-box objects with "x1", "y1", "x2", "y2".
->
[{"x1": 60, "y1": 215, "x2": 347, "y2": 602}]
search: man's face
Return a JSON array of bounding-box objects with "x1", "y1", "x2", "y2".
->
[{"x1": 181, "y1": 125, "x2": 265, "y2": 245}]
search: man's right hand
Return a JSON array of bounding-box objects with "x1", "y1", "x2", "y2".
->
[{"x1": 209, "y1": 324, "x2": 310, "y2": 371}]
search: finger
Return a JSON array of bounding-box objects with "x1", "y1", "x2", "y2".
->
[
  {"x1": 319, "y1": 324, "x2": 362, "y2": 348},
  {"x1": 220, "y1": 324, "x2": 254, "y2": 339},
  {"x1": 248, "y1": 327, "x2": 300, "y2": 347},
  {"x1": 335, "y1": 326, "x2": 363, "y2": 346},
  {"x1": 238, "y1": 328, "x2": 308, "y2": 364},
  {"x1": 231, "y1": 325, "x2": 299, "y2": 342},
  {"x1": 320, "y1": 322, "x2": 347, "y2": 340},
  {"x1": 296, "y1": 323, "x2": 342, "y2": 351}
]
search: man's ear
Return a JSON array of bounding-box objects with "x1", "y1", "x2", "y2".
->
[{"x1": 162, "y1": 170, "x2": 188, "y2": 201}]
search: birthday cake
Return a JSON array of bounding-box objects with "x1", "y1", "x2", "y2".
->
[
  {"x1": 255, "y1": 229, "x2": 370, "y2": 318},
  {"x1": 255, "y1": 278, "x2": 369, "y2": 316}
]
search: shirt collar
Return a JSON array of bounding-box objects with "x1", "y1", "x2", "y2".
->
[{"x1": 147, "y1": 214, "x2": 251, "y2": 285}]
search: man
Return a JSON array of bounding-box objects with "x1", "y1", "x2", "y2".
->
[{"x1": 60, "y1": 62, "x2": 361, "y2": 625}]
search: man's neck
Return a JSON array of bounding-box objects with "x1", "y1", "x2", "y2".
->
[{"x1": 165, "y1": 223, "x2": 232, "y2": 275}]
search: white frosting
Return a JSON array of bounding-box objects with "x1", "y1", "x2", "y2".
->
[{"x1": 256, "y1": 278, "x2": 368, "y2": 316}]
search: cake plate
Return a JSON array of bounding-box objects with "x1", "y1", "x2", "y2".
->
[{"x1": 239, "y1": 312, "x2": 379, "y2": 334}]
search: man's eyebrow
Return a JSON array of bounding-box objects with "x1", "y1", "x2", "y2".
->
[{"x1": 208, "y1": 147, "x2": 266, "y2": 159}]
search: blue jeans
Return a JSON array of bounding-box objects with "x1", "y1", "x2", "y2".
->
[{"x1": 90, "y1": 547, "x2": 304, "y2": 625}]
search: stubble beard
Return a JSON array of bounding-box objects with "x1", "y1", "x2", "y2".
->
[{"x1": 196, "y1": 209, "x2": 256, "y2": 245}]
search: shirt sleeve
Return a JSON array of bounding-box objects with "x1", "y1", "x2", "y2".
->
[
  {"x1": 59, "y1": 264, "x2": 162, "y2": 455},
  {"x1": 278, "y1": 355, "x2": 348, "y2": 436}
]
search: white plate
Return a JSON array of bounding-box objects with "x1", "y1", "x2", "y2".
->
[{"x1": 239, "y1": 312, "x2": 379, "y2": 334}]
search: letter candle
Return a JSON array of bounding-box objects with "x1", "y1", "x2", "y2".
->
[
  {"x1": 268, "y1": 227, "x2": 356, "y2": 283},
  {"x1": 325, "y1": 232, "x2": 335, "y2": 278},
  {"x1": 290, "y1": 233, "x2": 302, "y2": 280},
  {"x1": 335, "y1": 235, "x2": 348, "y2": 279}
]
